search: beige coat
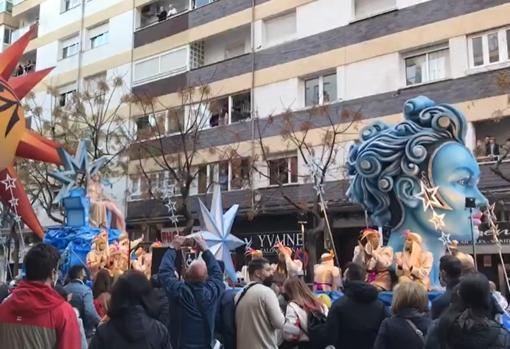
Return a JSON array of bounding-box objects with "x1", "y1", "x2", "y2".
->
[
  {"x1": 395, "y1": 242, "x2": 433, "y2": 290},
  {"x1": 352, "y1": 245, "x2": 394, "y2": 291}
]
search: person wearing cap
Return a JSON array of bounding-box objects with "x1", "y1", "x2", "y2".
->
[
  {"x1": 353, "y1": 228, "x2": 393, "y2": 291},
  {"x1": 395, "y1": 231, "x2": 433, "y2": 290},
  {"x1": 313, "y1": 252, "x2": 342, "y2": 292}
]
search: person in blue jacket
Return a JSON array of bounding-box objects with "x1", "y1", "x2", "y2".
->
[{"x1": 159, "y1": 234, "x2": 225, "y2": 349}]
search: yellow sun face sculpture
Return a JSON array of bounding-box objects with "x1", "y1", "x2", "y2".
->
[{"x1": 0, "y1": 25, "x2": 62, "y2": 239}]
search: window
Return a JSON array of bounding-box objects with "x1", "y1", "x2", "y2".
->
[
  {"x1": 129, "y1": 175, "x2": 149, "y2": 201},
  {"x1": 167, "y1": 109, "x2": 185, "y2": 134},
  {"x1": 58, "y1": 84, "x2": 76, "y2": 107},
  {"x1": 84, "y1": 72, "x2": 107, "y2": 93},
  {"x1": 88, "y1": 23, "x2": 108, "y2": 50},
  {"x1": 194, "y1": 0, "x2": 214, "y2": 9},
  {"x1": 60, "y1": 35, "x2": 80, "y2": 59},
  {"x1": 3, "y1": 27, "x2": 13, "y2": 45},
  {"x1": 230, "y1": 158, "x2": 250, "y2": 190},
  {"x1": 135, "y1": 115, "x2": 153, "y2": 140},
  {"x1": 354, "y1": 0, "x2": 396, "y2": 19},
  {"x1": 134, "y1": 47, "x2": 188, "y2": 84},
  {"x1": 209, "y1": 91, "x2": 251, "y2": 127},
  {"x1": 469, "y1": 28, "x2": 510, "y2": 68},
  {"x1": 268, "y1": 155, "x2": 298, "y2": 185},
  {"x1": 405, "y1": 47, "x2": 449, "y2": 86},
  {"x1": 193, "y1": 158, "x2": 251, "y2": 194},
  {"x1": 263, "y1": 11, "x2": 296, "y2": 47},
  {"x1": 63, "y1": 0, "x2": 80, "y2": 12},
  {"x1": 305, "y1": 73, "x2": 337, "y2": 106}
]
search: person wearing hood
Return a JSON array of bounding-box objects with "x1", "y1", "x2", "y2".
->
[
  {"x1": 0, "y1": 243, "x2": 81, "y2": 349},
  {"x1": 373, "y1": 281, "x2": 431, "y2": 349},
  {"x1": 431, "y1": 254, "x2": 462, "y2": 320},
  {"x1": 159, "y1": 234, "x2": 225, "y2": 349},
  {"x1": 324, "y1": 262, "x2": 387, "y2": 349},
  {"x1": 425, "y1": 272, "x2": 510, "y2": 349},
  {"x1": 89, "y1": 270, "x2": 172, "y2": 349}
]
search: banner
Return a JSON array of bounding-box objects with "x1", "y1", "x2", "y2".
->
[{"x1": 240, "y1": 231, "x2": 304, "y2": 255}]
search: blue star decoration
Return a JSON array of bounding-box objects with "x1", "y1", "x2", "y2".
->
[
  {"x1": 198, "y1": 185, "x2": 245, "y2": 282},
  {"x1": 49, "y1": 139, "x2": 108, "y2": 204}
]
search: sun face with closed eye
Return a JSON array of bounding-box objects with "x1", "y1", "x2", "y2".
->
[{"x1": 0, "y1": 25, "x2": 63, "y2": 239}]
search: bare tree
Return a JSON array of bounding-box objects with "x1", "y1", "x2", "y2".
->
[
  {"x1": 252, "y1": 105, "x2": 361, "y2": 272},
  {"x1": 18, "y1": 76, "x2": 133, "y2": 223},
  {"x1": 130, "y1": 86, "x2": 243, "y2": 233}
]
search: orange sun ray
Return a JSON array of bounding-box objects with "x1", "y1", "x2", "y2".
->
[
  {"x1": 17, "y1": 130, "x2": 62, "y2": 165},
  {"x1": 0, "y1": 166, "x2": 44, "y2": 239},
  {"x1": 9, "y1": 67, "x2": 53, "y2": 99}
]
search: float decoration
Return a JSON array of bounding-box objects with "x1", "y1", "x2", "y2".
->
[
  {"x1": 0, "y1": 25, "x2": 62, "y2": 239},
  {"x1": 347, "y1": 96, "x2": 487, "y2": 288},
  {"x1": 198, "y1": 185, "x2": 245, "y2": 282}
]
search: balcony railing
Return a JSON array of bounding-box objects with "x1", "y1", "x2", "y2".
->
[{"x1": 11, "y1": 23, "x2": 37, "y2": 41}]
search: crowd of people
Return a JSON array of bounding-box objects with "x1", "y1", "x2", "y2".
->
[{"x1": 0, "y1": 237, "x2": 510, "y2": 349}]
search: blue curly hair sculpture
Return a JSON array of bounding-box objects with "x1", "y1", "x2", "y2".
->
[{"x1": 347, "y1": 96, "x2": 487, "y2": 288}]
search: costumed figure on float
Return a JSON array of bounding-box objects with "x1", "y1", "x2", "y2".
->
[
  {"x1": 273, "y1": 242, "x2": 304, "y2": 282},
  {"x1": 352, "y1": 228, "x2": 393, "y2": 291},
  {"x1": 347, "y1": 96, "x2": 487, "y2": 288},
  {"x1": 395, "y1": 230, "x2": 433, "y2": 290},
  {"x1": 313, "y1": 251, "x2": 342, "y2": 292}
]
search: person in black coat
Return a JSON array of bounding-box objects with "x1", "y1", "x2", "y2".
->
[
  {"x1": 324, "y1": 262, "x2": 388, "y2": 349},
  {"x1": 151, "y1": 274, "x2": 171, "y2": 328},
  {"x1": 425, "y1": 272, "x2": 510, "y2": 349},
  {"x1": 215, "y1": 288, "x2": 237, "y2": 349},
  {"x1": 374, "y1": 281, "x2": 431, "y2": 349},
  {"x1": 431, "y1": 255, "x2": 462, "y2": 320},
  {"x1": 89, "y1": 270, "x2": 172, "y2": 349}
]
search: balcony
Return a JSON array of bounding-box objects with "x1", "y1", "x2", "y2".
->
[{"x1": 12, "y1": 0, "x2": 40, "y2": 17}]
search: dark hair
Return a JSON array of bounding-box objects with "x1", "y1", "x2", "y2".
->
[
  {"x1": 68, "y1": 265, "x2": 86, "y2": 281},
  {"x1": 440, "y1": 255, "x2": 462, "y2": 280},
  {"x1": 439, "y1": 273, "x2": 492, "y2": 345},
  {"x1": 345, "y1": 262, "x2": 366, "y2": 282},
  {"x1": 248, "y1": 257, "x2": 270, "y2": 277},
  {"x1": 93, "y1": 269, "x2": 112, "y2": 299},
  {"x1": 108, "y1": 270, "x2": 159, "y2": 319},
  {"x1": 24, "y1": 243, "x2": 60, "y2": 281}
]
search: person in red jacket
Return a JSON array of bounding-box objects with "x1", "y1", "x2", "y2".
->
[{"x1": 0, "y1": 243, "x2": 81, "y2": 349}]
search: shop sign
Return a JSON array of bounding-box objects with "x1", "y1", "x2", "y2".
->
[{"x1": 240, "y1": 231, "x2": 304, "y2": 255}]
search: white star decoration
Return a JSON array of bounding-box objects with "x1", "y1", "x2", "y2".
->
[
  {"x1": 1, "y1": 174, "x2": 16, "y2": 191},
  {"x1": 8, "y1": 198, "x2": 19, "y2": 208},
  {"x1": 429, "y1": 211, "x2": 446, "y2": 230},
  {"x1": 415, "y1": 181, "x2": 443, "y2": 212},
  {"x1": 438, "y1": 231, "x2": 452, "y2": 246},
  {"x1": 198, "y1": 185, "x2": 245, "y2": 281}
]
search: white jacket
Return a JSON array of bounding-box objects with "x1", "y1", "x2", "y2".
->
[{"x1": 283, "y1": 301, "x2": 328, "y2": 342}]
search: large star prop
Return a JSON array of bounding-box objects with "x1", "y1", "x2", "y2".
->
[
  {"x1": 198, "y1": 185, "x2": 245, "y2": 281},
  {"x1": 0, "y1": 25, "x2": 62, "y2": 239},
  {"x1": 429, "y1": 211, "x2": 446, "y2": 230},
  {"x1": 49, "y1": 140, "x2": 108, "y2": 203}
]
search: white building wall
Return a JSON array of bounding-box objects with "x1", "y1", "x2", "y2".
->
[
  {"x1": 296, "y1": 0, "x2": 351, "y2": 39},
  {"x1": 449, "y1": 35, "x2": 469, "y2": 79},
  {"x1": 254, "y1": 78, "x2": 300, "y2": 118},
  {"x1": 343, "y1": 53, "x2": 401, "y2": 100},
  {"x1": 396, "y1": 0, "x2": 431, "y2": 9},
  {"x1": 39, "y1": 0, "x2": 82, "y2": 37}
]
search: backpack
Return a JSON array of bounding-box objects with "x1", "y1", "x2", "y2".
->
[{"x1": 306, "y1": 310, "x2": 327, "y2": 345}]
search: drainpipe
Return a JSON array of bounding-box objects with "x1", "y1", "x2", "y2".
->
[
  {"x1": 249, "y1": 0, "x2": 256, "y2": 212},
  {"x1": 76, "y1": 0, "x2": 86, "y2": 92}
]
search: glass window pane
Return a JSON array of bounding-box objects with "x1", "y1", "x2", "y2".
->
[
  {"x1": 305, "y1": 77, "x2": 319, "y2": 106},
  {"x1": 198, "y1": 166, "x2": 207, "y2": 194},
  {"x1": 507, "y1": 30, "x2": 510, "y2": 60},
  {"x1": 218, "y1": 161, "x2": 229, "y2": 191},
  {"x1": 231, "y1": 92, "x2": 251, "y2": 123},
  {"x1": 167, "y1": 109, "x2": 184, "y2": 134},
  {"x1": 290, "y1": 156, "x2": 298, "y2": 183},
  {"x1": 405, "y1": 54, "x2": 426, "y2": 85},
  {"x1": 472, "y1": 37, "x2": 483, "y2": 66},
  {"x1": 322, "y1": 73, "x2": 337, "y2": 103},
  {"x1": 488, "y1": 33, "x2": 500, "y2": 63},
  {"x1": 428, "y1": 49, "x2": 449, "y2": 81}
]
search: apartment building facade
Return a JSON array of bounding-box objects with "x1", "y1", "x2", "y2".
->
[
  {"x1": 126, "y1": 0, "x2": 510, "y2": 278},
  {"x1": 2, "y1": 0, "x2": 510, "y2": 280}
]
